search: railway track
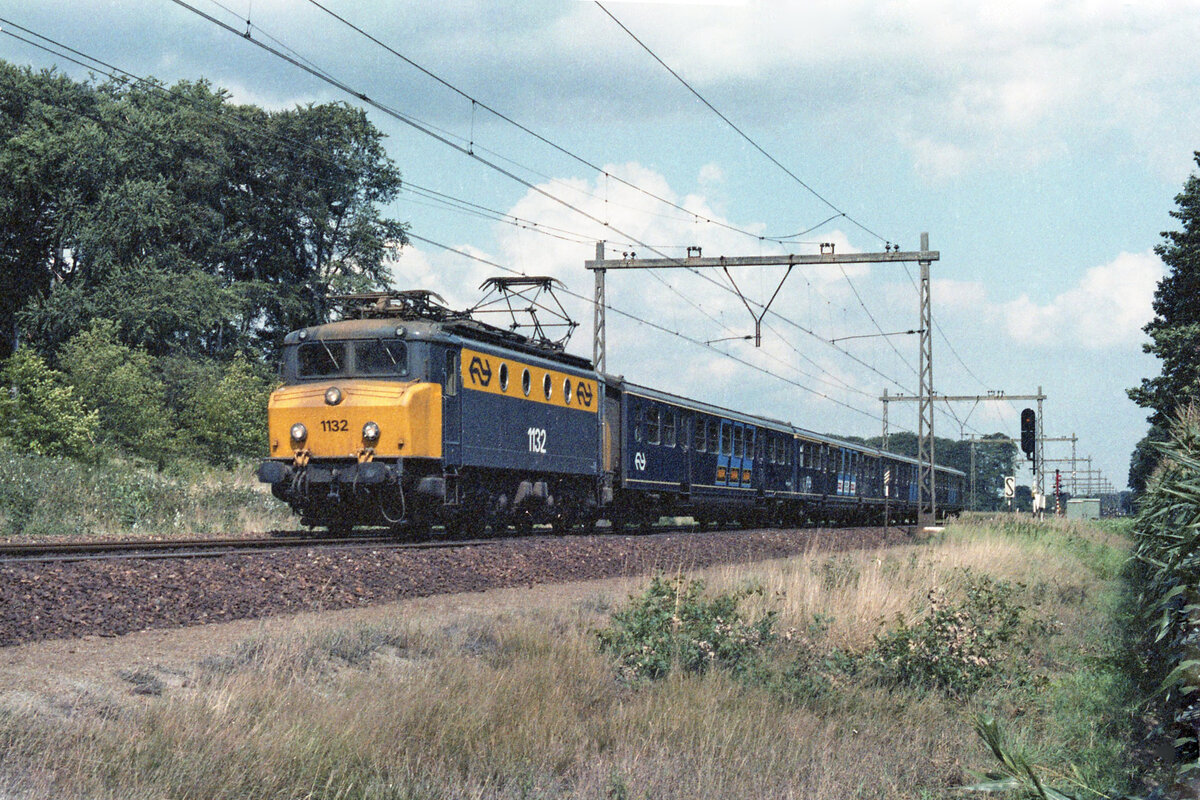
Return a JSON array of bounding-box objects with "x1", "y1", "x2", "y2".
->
[
  {"x1": 0, "y1": 532, "x2": 505, "y2": 564},
  {"x1": 0, "y1": 522, "x2": 720, "y2": 564},
  {"x1": 0, "y1": 520, "x2": 824, "y2": 565}
]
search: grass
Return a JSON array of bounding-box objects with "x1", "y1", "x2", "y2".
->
[
  {"x1": 0, "y1": 448, "x2": 293, "y2": 540},
  {"x1": 0, "y1": 514, "x2": 1153, "y2": 798}
]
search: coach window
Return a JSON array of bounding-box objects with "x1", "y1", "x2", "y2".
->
[
  {"x1": 708, "y1": 420, "x2": 719, "y2": 452},
  {"x1": 663, "y1": 409, "x2": 677, "y2": 448},
  {"x1": 693, "y1": 417, "x2": 707, "y2": 452},
  {"x1": 647, "y1": 406, "x2": 662, "y2": 445},
  {"x1": 732, "y1": 425, "x2": 743, "y2": 459},
  {"x1": 499, "y1": 363, "x2": 509, "y2": 391}
]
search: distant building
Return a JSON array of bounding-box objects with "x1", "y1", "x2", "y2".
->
[{"x1": 1066, "y1": 498, "x2": 1101, "y2": 520}]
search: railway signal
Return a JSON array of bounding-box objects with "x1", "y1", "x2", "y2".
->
[{"x1": 1020, "y1": 408, "x2": 1036, "y2": 462}]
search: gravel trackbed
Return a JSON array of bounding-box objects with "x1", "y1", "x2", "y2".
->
[{"x1": 1, "y1": 526, "x2": 906, "y2": 647}]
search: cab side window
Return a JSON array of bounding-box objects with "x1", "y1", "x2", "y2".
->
[{"x1": 444, "y1": 350, "x2": 459, "y2": 396}]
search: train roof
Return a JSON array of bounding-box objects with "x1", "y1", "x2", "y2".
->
[
  {"x1": 288, "y1": 293, "x2": 963, "y2": 477},
  {"x1": 286, "y1": 291, "x2": 594, "y2": 370}
]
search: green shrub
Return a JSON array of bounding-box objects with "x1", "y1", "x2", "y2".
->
[
  {"x1": 595, "y1": 574, "x2": 777, "y2": 683},
  {"x1": 0, "y1": 347, "x2": 99, "y2": 459},
  {"x1": 59, "y1": 318, "x2": 175, "y2": 462},
  {"x1": 185, "y1": 354, "x2": 273, "y2": 466},
  {"x1": 1131, "y1": 404, "x2": 1200, "y2": 771},
  {"x1": 868, "y1": 572, "x2": 1026, "y2": 696}
]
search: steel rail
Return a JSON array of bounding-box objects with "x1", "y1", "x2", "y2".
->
[{"x1": 0, "y1": 533, "x2": 497, "y2": 564}]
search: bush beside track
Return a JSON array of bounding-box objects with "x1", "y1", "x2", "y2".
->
[{"x1": 0, "y1": 450, "x2": 293, "y2": 541}]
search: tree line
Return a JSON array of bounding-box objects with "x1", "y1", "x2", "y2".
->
[
  {"x1": 0, "y1": 60, "x2": 406, "y2": 464},
  {"x1": 1127, "y1": 152, "x2": 1200, "y2": 494}
]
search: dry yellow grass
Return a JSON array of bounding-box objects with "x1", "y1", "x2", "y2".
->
[{"x1": 0, "y1": 515, "x2": 1137, "y2": 799}]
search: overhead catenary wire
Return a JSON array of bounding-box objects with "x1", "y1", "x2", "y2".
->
[
  {"x1": 0, "y1": 22, "x2": 903, "y2": 419},
  {"x1": 595, "y1": 1, "x2": 889, "y2": 247},
  {"x1": 407, "y1": 231, "x2": 886, "y2": 423},
  {"x1": 6, "y1": 13, "x2": 977, "y2": 435},
  {"x1": 156, "y1": 0, "x2": 932, "y2": 400},
  {"x1": 294, "y1": 0, "x2": 846, "y2": 248},
  {"x1": 596, "y1": 2, "x2": 1003, "y2": 424}
]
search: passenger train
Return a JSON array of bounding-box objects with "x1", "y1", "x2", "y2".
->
[{"x1": 257, "y1": 290, "x2": 964, "y2": 534}]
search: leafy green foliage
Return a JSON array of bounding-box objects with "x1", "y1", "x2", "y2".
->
[
  {"x1": 1130, "y1": 405, "x2": 1200, "y2": 774},
  {"x1": 184, "y1": 355, "x2": 273, "y2": 466},
  {"x1": 0, "y1": 347, "x2": 98, "y2": 459},
  {"x1": 58, "y1": 319, "x2": 175, "y2": 462},
  {"x1": 965, "y1": 715, "x2": 1082, "y2": 799},
  {"x1": 1128, "y1": 152, "x2": 1200, "y2": 487},
  {"x1": 0, "y1": 448, "x2": 290, "y2": 537},
  {"x1": 868, "y1": 572, "x2": 1027, "y2": 696},
  {"x1": 1, "y1": 60, "x2": 407, "y2": 363},
  {"x1": 594, "y1": 575, "x2": 777, "y2": 682}
]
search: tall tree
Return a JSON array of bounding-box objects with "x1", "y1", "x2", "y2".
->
[
  {"x1": 1129, "y1": 153, "x2": 1200, "y2": 429},
  {"x1": 3, "y1": 63, "x2": 407, "y2": 361},
  {"x1": 0, "y1": 63, "x2": 106, "y2": 359}
]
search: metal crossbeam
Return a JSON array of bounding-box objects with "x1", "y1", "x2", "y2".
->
[{"x1": 585, "y1": 234, "x2": 942, "y2": 524}]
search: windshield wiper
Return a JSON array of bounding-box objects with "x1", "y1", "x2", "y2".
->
[{"x1": 318, "y1": 338, "x2": 340, "y2": 371}]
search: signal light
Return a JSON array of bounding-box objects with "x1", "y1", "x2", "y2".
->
[{"x1": 1020, "y1": 408, "x2": 1036, "y2": 460}]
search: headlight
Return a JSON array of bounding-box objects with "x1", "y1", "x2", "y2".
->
[
  {"x1": 362, "y1": 421, "x2": 380, "y2": 443},
  {"x1": 290, "y1": 423, "x2": 308, "y2": 443},
  {"x1": 324, "y1": 386, "x2": 343, "y2": 405}
]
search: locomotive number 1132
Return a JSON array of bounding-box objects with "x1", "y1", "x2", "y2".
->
[{"x1": 527, "y1": 427, "x2": 547, "y2": 454}]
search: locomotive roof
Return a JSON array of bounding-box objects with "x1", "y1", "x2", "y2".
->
[{"x1": 282, "y1": 316, "x2": 595, "y2": 370}]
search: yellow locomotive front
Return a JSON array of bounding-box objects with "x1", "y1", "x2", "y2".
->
[{"x1": 257, "y1": 317, "x2": 447, "y2": 532}]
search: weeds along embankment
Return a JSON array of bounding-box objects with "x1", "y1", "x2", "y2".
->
[{"x1": 0, "y1": 514, "x2": 1145, "y2": 799}]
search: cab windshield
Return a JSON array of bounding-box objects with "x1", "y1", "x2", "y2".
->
[{"x1": 294, "y1": 339, "x2": 409, "y2": 379}]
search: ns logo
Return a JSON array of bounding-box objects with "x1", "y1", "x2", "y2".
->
[
  {"x1": 633, "y1": 452, "x2": 646, "y2": 471},
  {"x1": 575, "y1": 381, "x2": 593, "y2": 407}
]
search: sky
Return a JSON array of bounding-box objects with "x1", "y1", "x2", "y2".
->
[{"x1": 4, "y1": 0, "x2": 1197, "y2": 495}]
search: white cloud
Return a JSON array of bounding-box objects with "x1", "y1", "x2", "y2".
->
[
  {"x1": 924, "y1": 250, "x2": 1164, "y2": 351},
  {"x1": 999, "y1": 250, "x2": 1164, "y2": 349}
]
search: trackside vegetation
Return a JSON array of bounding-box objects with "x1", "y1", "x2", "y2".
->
[
  {"x1": 1130, "y1": 404, "x2": 1200, "y2": 786},
  {"x1": 0, "y1": 58, "x2": 406, "y2": 474},
  {"x1": 0, "y1": 450, "x2": 292, "y2": 539},
  {"x1": 0, "y1": 516, "x2": 1155, "y2": 798}
]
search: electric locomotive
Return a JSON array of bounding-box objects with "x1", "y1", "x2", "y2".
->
[
  {"x1": 257, "y1": 290, "x2": 602, "y2": 534},
  {"x1": 257, "y1": 288, "x2": 964, "y2": 533}
]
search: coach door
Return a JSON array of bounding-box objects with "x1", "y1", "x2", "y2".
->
[
  {"x1": 716, "y1": 420, "x2": 732, "y2": 485},
  {"x1": 740, "y1": 426, "x2": 755, "y2": 487}
]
